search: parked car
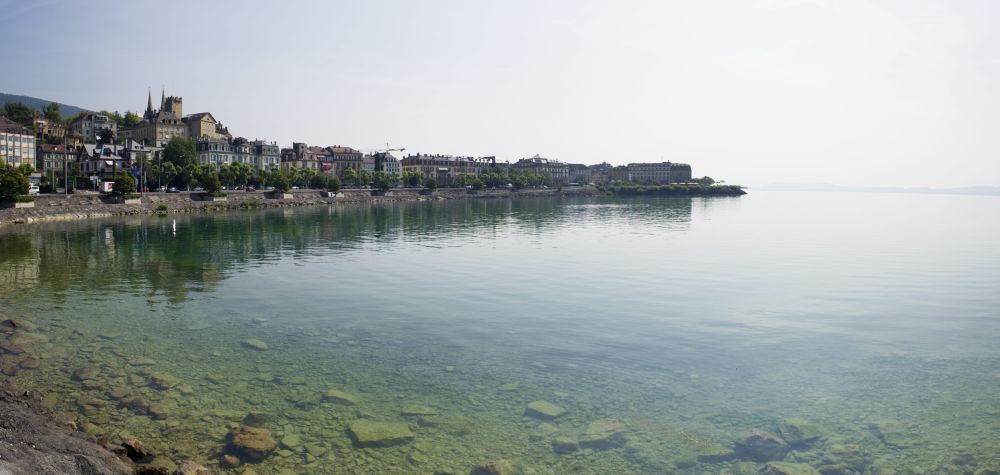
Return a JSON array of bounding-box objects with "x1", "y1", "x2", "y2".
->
[
  {"x1": 157, "y1": 186, "x2": 167, "y2": 192},
  {"x1": 167, "y1": 187, "x2": 180, "y2": 193},
  {"x1": 246, "y1": 186, "x2": 256, "y2": 192},
  {"x1": 28, "y1": 185, "x2": 40, "y2": 195},
  {"x1": 193, "y1": 186, "x2": 204, "y2": 192}
]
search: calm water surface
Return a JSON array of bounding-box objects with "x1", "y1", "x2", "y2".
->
[{"x1": 1, "y1": 192, "x2": 998, "y2": 474}]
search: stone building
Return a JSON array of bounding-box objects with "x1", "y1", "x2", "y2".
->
[
  {"x1": 196, "y1": 137, "x2": 276, "y2": 171},
  {"x1": 69, "y1": 113, "x2": 117, "y2": 143},
  {"x1": 78, "y1": 140, "x2": 153, "y2": 179},
  {"x1": 401, "y1": 154, "x2": 496, "y2": 186},
  {"x1": 34, "y1": 118, "x2": 66, "y2": 142},
  {"x1": 250, "y1": 140, "x2": 281, "y2": 170},
  {"x1": 625, "y1": 162, "x2": 692, "y2": 184},
  {"x1": 373, "y1": 152, "x2": 401, "y2": 176},
  {"x1": 36, "y1": 144, "x2": 74, "y2": 175},
  {"x1": 281, "y1": 143, "x2": 329, "y2": 171},
  {"x1": 184, "y1": 112, "x2": 231, "y2": 141},
  {"x1": 121, "y1": 90, "x2": 188, "y2": 146},
  {"x1": 1, "y1": 117, "x2": 36, "y2": 169},
  {"x1": 512, "y1": 155, "x2": 569, "y2": 184}
]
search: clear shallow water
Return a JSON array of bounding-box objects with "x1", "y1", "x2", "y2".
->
[{"x1": 1, "y1": 192, "x2": 998, "y2": 474}]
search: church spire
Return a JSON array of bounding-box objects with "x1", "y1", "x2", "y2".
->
[
  {"x1": 160, "y1": 88, "x2": 166, "y2": 110},
  {"x1": 143, "y1": 89, "x2": 155, "y2": 121}
]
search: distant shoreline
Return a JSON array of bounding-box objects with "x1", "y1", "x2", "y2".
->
[{"x1": 757, "y1": 184, "x2": 1000, "y2": 196}]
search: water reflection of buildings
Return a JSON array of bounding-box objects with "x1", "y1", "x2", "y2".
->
[{"x1": 1, "y1": 197, "x2": 698, "y2": 304}]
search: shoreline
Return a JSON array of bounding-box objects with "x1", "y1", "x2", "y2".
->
[
  {"x1": 0, "y1": 185, "x2": 745, "y2": 227},
  {"x1": 0, "y1": 186, "x2": 600, "y2": 226}
]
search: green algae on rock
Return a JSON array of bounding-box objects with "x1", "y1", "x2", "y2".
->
[
  {"x1": 242, "y1": 339, "x2": 269, "y2": 351},
  {"x1": 347, "y1": 420, "x2": 415, "y2": 447},
  {"x1": 524, "y1": 400, "x2": 566, "y2": 420},
  {"x1": 226, "y1": 426, "x2": 278, "y2": 461},
  {"x1": 323, "y1": 388, "x2": 361, "y2": 405},
  {"x1": 761, "y1": 461, "x2": 822, "y2": 475},
  {"x1": 579, "y1": 418, "x2": 627, "y2": 449}
]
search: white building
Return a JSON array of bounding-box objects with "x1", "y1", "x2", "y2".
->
[{"x1": 1, "y1": 117, "x2": 36, "y2": 170}]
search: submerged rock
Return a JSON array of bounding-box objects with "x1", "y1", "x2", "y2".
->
[
  {"x1": 551, "y1": 436, "x2": 578, "y2": 454},
  {"x1": 243, "y1": 411, "x2": 273, "y2": 426},
  {"x1": 697, "y1": 444, "x2": 738, "y2": 463},
  {"x1": 72, "y1": 366, "x2": 100, "y2": 381},
  {"x1": 280, "y1": 433, "x2": 303, "y2": 450},
  {"x1": 174, "y1": 460, "x2": 211, "y2": 475},
  {"x1": 867, "y1": 419, "x2": 910, "y2": 448},
  {"x1": 242, "y1": 339, "x2": 269, "y2": 351},
  {"x1": 529, "y1": 422, "x2": 560, "y2": 441},
  {"x1": 0, "y1": 341, "x2": 26, "y2": 355},
  {"x1": 578, "y1": 418, "x2": 627, "y2": 449},
  {"x1": 8, "y1": 332, "x2": 48, "y2": 346},
  {"x1": 323, "y1": 389, "x2": 361, "y2": 405},
  {"x1": 470, "y1": 459, "x2": 524, "y2": 475},
  {"x1": 107, "y1": 387, "x2": 130, "y2": 400},
  {"x1": 226, "y1": 426, "x2": 277, "y2": 461},
  {"x1": 400, "y1": 405, "x2": 438, "y2": 416},
  {"x1": 18, "y1": 358, "x2": 39, "y2": 369},
  {"x1": 736, "y1": 430, "x2": 790, "y2": 462},
  {"x1": 762, "y1": 462, "x2": 822, "y2": 475},
  {"x1": 347, "y1": 420, "x2": 415, "y2": 447},
  {"x1": 148, "y1": 402, "x2": 172, "y2": 419},
  {"x1": 778, "y1": 419, "x2": 823, "y2": 446},
  {"x1": 121, "y1": 396, "x2": 150, "y2": 413},
  {"x1": 148, "y1": 372, "x2": 179, "y2": 389},
  {"x1": 524, "y1": 400, "x2": 566, "y2": 420},
  {"x1": 821, "y1": 444, "x2": 867, "y2": 472},
  {"x1": 1, "y1": 319, "x2": 37, "y2": 331},
  {"x1": 122, "y1": 439, "x2": 155, "y2": 463},
  {"x1": 129, "y1": 356, "x2": 157, "y2": 366}
]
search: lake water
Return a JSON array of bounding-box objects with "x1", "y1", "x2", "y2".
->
[{"x1": 1, "y1": 192, "x2": 998, "y2": 474}]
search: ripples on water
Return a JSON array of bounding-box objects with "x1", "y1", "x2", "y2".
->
[{"x1": 1, "y1": 192, "x2": 998, "y2": 474}]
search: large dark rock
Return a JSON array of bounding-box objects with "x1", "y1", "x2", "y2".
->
[
  {"x1": 226, "y1": 426, "x2": 277, "y2": 461},
  {"x1": 0, "y1": 384, "x2": 133, "y2": 474},
  {"x1": 736, "y1": 430, "x2": 790, "y2": 461}
]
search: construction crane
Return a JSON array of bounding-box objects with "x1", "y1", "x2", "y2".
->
[{"x1": 368, "y1": 142, "x2": 405, "y2": 154}]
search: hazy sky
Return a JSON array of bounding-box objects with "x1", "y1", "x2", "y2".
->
[{"x1": 2, "y1": 0, "x2": 998, "y2": 187}]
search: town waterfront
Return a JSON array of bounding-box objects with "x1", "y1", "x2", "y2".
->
[{"x1": 1, "y1": 192, "x2": 998, "y2": 474}]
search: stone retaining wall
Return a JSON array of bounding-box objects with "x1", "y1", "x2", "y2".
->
[{"x1": 0, "y1": 187, "x2": 600, "y2": 226}]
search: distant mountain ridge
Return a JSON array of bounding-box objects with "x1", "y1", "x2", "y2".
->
[
  {"x1": 759, "y1": 182, "x2": 1000, "y2": 196},
  {"x1": 0, "y1": 92, "x2": 90, "y2": 118}
]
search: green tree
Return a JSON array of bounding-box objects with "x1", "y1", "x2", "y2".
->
[
  {"x1": 357, "y1": 169, "x2": 371, "y2": 187},
  {"x1": 272, "y1": 172, "x2": 291, "y2": 192},
  {"x1": 402, "y1": 170, "x2": 423, "y2": 187},
  {"x1": 123, "y1": 111, "x2": 142, "y2": 127},
  {"x1": 309, "y1": 174, "x2": 328, "y2": 190},
  {"x1": 425, "y1": 176, "x2": 437, "y2": 191},
  {"x1": 163, "y1": 137, "x2": 197, "y2": 168},
  {"x1": 63, "y1": 111, "x2": 85, "y2": 128},
  {"x1": 373, "y1": 172, "x2": 391, "y2": 193},
  {"x1": 100, "y1": 110, "x2": 125, "y2": 126},
  {"x1": 111, "y1": 172, "x2": 136, "y2": 196},
  {"x1": 0, "y1": 163, "x2": 30, "y2": 202},
  {"x1": 196, "y1": 166, "x2": 222, "y2": 193},
  {"x1": 343, "y1": 168, "x2": 358, "y2": 186},
  {"x1": 695, "y1": 176, "x2": 715, "y2": 186},
  {"x1": 2, "y1": 102, "x2": 35, "y2": 126},
  {"x1": 43, "y1": 103, "x2": 62, "y2": 123},
  {"x1": 326, "y1": 175, "x2": 341, "y2": 193}
]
